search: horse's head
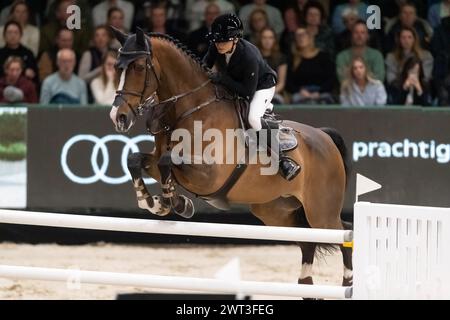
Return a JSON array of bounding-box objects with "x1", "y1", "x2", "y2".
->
[{"x1": 109, "y1": 27, "x2": 160, "y2": 133}]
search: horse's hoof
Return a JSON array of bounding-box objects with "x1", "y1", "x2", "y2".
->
[
  {"x1": 174, "y1": 195, "x2": 195, "y2": 219},
  {"x1": 151, "y1": 196, "x2": 171, "y2": 216},
  {"x1": 342, "y1": 277, "x2": 353, "y2": 287},
  {"x1": 139, "y1": 195, "x2": 170, "y2": 216}
]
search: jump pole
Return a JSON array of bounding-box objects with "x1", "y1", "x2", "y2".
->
[
  {"x1": 0, "y1": 265, "x2": 352, "y2": 299},
  {"x1": 0, "y1": 209, "x2": 353, "y2": 244}
]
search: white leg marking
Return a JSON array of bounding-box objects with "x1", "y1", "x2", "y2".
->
[
  {"x1": 300, "y1": 263, "x2": 313, "y2": 279},
  {"x1": 344, "y1": 266, "x2": 353, "y2": 283},
  {"x1": 148, "y1": 196, "x2": 163, "y2": 214}
]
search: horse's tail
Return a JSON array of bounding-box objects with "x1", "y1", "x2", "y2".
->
[
  {"x1": 320, "y1": 127, "x2": 354, "y2": 231},
  {"x1": 320, "y1": 127, "x2": 351, "y2": 188}
]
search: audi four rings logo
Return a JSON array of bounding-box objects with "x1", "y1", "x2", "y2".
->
[{"x1": 61, "y1": 134, "x2": 157, "y2": 185}]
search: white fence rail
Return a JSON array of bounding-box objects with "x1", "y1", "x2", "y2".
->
[
  {"x1": 0, "y1": 209, "x2": 352, "y2": 299},
  {"x1": 0, "y1": 209, "x2": 352, "y2": 244},
  {"x1": 0, "y1": 265, "x2": 352, "y2": 299}
]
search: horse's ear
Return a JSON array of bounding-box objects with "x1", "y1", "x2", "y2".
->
[
  {"x1": 136, "y1": 27, "x2": 147, "y2": 49},
  {"x1": 110, "y1": 26, "x2": 128, "y2": 45}
]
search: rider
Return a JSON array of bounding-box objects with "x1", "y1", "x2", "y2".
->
[{"x1": 203, "y1": 13, "x2": 300, "y2": 181}]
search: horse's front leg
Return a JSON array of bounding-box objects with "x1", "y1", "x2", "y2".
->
[
  {"x1": 157, "y1": 152, "x2": 195, "y2": 219},
  {"x1": 127, "y1": 152, "x2": 170, "y2": 216}
]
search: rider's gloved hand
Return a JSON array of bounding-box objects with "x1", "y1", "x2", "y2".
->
[{"x1": 209, "y1": 72, "x2": 223, "y2": 84}]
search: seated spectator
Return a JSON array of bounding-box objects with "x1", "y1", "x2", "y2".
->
[
  {"x1": 92, "y1": 0, "x2": 134, "y2": 31},
  {"x1": 431, "y1": 16, "x2": 450, "y2": 105},
  {"x1": 280, "y1": 7, "x2": 300, "y2": 55},
  {"x1": 335, "y1": 7, "x2": 383, "y2": 53},
  {"x1": 0, "y1": 20, "x2": 37, "y2": 83},
  {"x1": 256, "y1": 27, "x2": 287, "y2": 104},
  {"x1": 303, "y1": 1, "x2": 334, "y2": 58},
  {"x1": 294, "y1": 0, "x2": 330, "y2": 24},
  {"x1": 245, "y1": 9, "x2": 270, "y2": 45},
  {"x1": 38, "y1": 28, "x2": 77, "y2": 83},
  {"x1": 239, "y1": 0, "x2": 284, "y2": 37},
  {"x1": 107, "y1": 7, "x2": 126, "y2": 50},
  {"x1": 40, "y1": 49, "x2": 87, "y2": 104},
  {"x1": 187, "y1": 3, "x2": 221, "y2": 59},
  {"x1": 384, "y1": 2, "x2": 433, "y2": 53},
  {"x1": 369, "y1": 0, "x2": 427, "y2": 20},
  {"x1": 331, "y1": 0, "x2": 368, "y2": 34},
  {"x1": 0, "y1": 56, "x2": 37, "y2": 103},
  {"x1": 390, "y1": 56, "x2": 431, "y2": 106},
  {"x1": 39, "y1": 0, "x2": 91, "y2": 57},
  {"x1": 0, "y1": 1, "x2": 40, "y2": 57},
  {"x1": 340, "y1": 57, "x2": 387, "y2": 107},
  {"x1": 0, "y1": 0, "x2": 42, "y2": 26},
  {"x1": 286, "y1": 27, "x2": 335, "y2": 104},
  {"x1": 90, "y1": 50, "x2": 117, "y2": 105},
  {"x1": 78, "y1": 25, "x2": 112, "y2": 84},
  {"x1": 385, "y1": 26, "x2": 433, "y2": 88},
  {"x1": 335, "y1": 7, "x2": 359, "y2": 53},
  {"x1": 142, "y1": 3, "x2": 187, "y2": 43},
  {"x1": 43, "y1": 0, "x2": 92, "y2": 29},
  {"x1": 186, "y1": 0, "x2": 235, "y2": 32},
  {"x1": 336, "y1": 21, "x2": 385, "y2": 83},
  {"x1": 133, "y1": 0, "x2": 188, "y2": 32},
  {"x1": 428, "y1": 0, "x2": 450, "y2": 29}
]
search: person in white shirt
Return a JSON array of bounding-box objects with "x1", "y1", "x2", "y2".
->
[
  {"x1": 0, "y1": 1, "x2": 40, "y2": 56},
  {"x1": 90, "y1": 50, "x2": 117, "y2": 105},
  {"x1": 92, "y1": 0, "x2": 135, "y2": 31},
  {"x1": 340, "y1": 56, "x2": 387, "y2": 107}
]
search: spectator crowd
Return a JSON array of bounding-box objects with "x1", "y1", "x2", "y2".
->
[{"x1": 0, "y1": 0, "x2": 449, "y2": 108}]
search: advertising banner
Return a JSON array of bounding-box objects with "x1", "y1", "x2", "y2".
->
[
  {"x1": 284, "y1": 107, "x2": 450, "y2": 209},
  {"x1": 27, "y1": 107, "x2": 219, "y2": 212},
  {"x1": 27, "y1": 106, "x2": 450, "y2": 212}
]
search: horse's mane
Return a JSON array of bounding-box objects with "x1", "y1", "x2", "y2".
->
[{"x1": 148, "y1": 32, "x2": 210, "y2": 74}]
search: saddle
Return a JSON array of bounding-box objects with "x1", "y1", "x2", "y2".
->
[{"x1": 234, "y1": 98, "x2": 298, "y2": 153}]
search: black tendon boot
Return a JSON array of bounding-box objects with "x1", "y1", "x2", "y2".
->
[{"x1": 260, "y1": 119, "x2": 301, "y2": 181}]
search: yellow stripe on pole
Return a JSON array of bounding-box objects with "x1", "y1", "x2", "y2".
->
[{"x1": 343, "y1": 241, "x2": 353, "y2": 249}]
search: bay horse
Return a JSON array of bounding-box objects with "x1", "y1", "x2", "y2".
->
[{"x1": 109, "y1": 27, "x2": 353, "y2": 292}]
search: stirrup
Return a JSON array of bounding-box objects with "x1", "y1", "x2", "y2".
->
[{"x1": 279, "y1": 157, "x2": 301, "y2": 181}]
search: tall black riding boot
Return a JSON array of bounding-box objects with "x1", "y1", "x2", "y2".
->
[{"x1": 260, "y1": 119, "x2": 301, "y2": 181}]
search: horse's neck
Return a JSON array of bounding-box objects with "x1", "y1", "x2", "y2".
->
[
  {"x1": 152, "y1": 39, "x2": 213, "y2": 118},
  {"x1": 154, "y1": 40, "x2": 240, "y2": 143}
]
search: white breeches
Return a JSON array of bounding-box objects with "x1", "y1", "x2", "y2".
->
[{"x1": 248, "y1": 86, "x2": 276, "y2": 131}]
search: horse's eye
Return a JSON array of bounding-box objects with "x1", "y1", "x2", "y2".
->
[{"x1": 135, "y1": 64, "x2": 145, "y2": 72}]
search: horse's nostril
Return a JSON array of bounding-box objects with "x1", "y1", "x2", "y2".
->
[{"x1": 118, "y1": 114, "x2": 127, "y2": 124}]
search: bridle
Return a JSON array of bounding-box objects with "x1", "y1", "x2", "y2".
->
[
  {"x1": 115, "y1": 46, "x2": 160, "y2": 117},
  {"x1": 114, "y1": 38, "x2": 221, "y2": 133}
]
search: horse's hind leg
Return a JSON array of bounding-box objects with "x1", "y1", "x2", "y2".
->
[
  {"x1": 127, "y1": 152, "x2": 170, "y2": 216},
  {"x1": 340, "y1": 220, "x2": 353, "y2": 287},
  {"x1": 250, "y1": 199, "x2": 320, "y2": 299},
  {"x1": 297, "y1": 242, "x2": 317, "y2": 287}
]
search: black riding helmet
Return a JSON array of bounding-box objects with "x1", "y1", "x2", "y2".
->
[{"x1": 207, "y1": 13, "x2": 243, "y2": 42}]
